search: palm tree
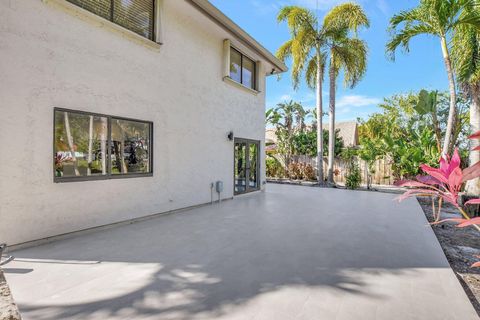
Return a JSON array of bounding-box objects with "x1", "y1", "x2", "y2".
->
[
  {"x1": 323, "y1": 3, "x2": 370, "y2": 184},
  {"x1": 266, "y1": 100, "x2": 300, "y2": 167},
  {"x1": 386, "y1": 0, "x2": 480, "y2": 156},
  {"x1": 452, "y1": 6, "x2": 480, "y2": 194},
  {"x1": 276, "y1": 6, "x2": 327, "y2": 184}
]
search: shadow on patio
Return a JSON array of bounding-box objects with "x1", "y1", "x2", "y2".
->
[{"x1": 5, "y1": 184, "x2": 476, "y2": 320}]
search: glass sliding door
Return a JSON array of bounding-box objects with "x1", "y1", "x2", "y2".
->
[{"x1": 234, "y1": 138, "x2": 260, "y2": 195}]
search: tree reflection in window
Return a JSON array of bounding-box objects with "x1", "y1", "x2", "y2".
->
[
  {"x1": 111, "y1": 118, "x2": 151, "y2": 174},
  {"x1": 54, "y1": 111, "x2": 108, "y2": 178},
  {"x1": 54, "y1": 109, "x2": 152, "y2": 180}
]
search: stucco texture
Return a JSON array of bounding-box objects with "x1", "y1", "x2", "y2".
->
[{"x1": 0, "y1": 0, "x2": 272, "y2": 245}]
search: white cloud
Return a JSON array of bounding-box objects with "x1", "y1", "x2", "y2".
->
[
  {"x1": 280, "y1": 94, "x2": 293, "y2": 101},
  {"x1": 336, "y1": 95, "x2": 381, "y2": 108}
]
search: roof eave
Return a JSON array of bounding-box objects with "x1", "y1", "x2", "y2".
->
[{"x1": 186, "y1": 0, "x2": 288, "y2": 75}]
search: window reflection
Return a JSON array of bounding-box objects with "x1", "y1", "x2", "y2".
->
[
  {"x1": 229, "y1": 47, "x2": 256, "y2": 90},
  {"x1": 54, "y1": 111, "x2": 108, "y2": 178},
  {"x1": 111, "y1": 118, "x2": 151, "y2": 174},
  {"x1": 230, "y1": 48, "x2": 242, "y2": 84},
  {"x1": 54, "y1": 110, "x2": 152, "y2": 180}
]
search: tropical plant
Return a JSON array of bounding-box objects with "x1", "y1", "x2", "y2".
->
[
  {"x1": 276, "y1": 6, "x2": 327, "y2": 184},
  {"x1": 451, "y1": 5, "x2": 480, "y2": 194},
  {"x1": 415, "y1": 90, "x2": 442, "y2": 152},
  {"x1": 345, "y1": 162, "x2": 361, "y2": 190},
  {"x1": 292, "y1": 129, "x2": 344, "y2": 158},
  {"x1": 357, "y1": 138, "x2": 381, "y2": 189},
  {"x1": 266, "y1": 156, "x2": 285, "y2": 178},
  {"x1": 386, "y1": 0, "x2": 480, "y2": 156},
  {"x1": 341, "y1": 147, "x2": 361, "y2": 189},
  {"x1": 266, "y1": 101, "x2": 309, "y2": 166},
  {"x1": 395, "y1": 145, "x2": 480, "y2": 267},
  {"x1": 358, "y1": 92, "x2": 469, "y2": 179},
  {"x1": 323, "y1": 3, "x2": 369, "y2": 185}
]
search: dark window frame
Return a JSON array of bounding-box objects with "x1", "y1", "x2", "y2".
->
[
  {"x1": 66, "y1": 0, "x2": 156, "y2": 41},
  {"x1": 230, "y1": 47, "x2": 257, "y2": 90},
  {"x1": 53, "y1": 107, "x2": 154, "y2": 183}
]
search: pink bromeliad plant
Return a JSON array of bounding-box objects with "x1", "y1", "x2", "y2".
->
[{"x1": 395, "y1": 132, "x2": 480, "y2": 268}]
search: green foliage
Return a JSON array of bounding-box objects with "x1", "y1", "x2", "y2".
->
[
  {"x1": 345, "y1": 162, "x2": 361, "y2": 190},
  {"x1": 341, "y1": 147, "x2": 361, "y2": 189},
  {"x1": 358, "y1": 91, "x2": 469, "y2": 180},
  {"x1": 415, "y1": 90, "x2": 438, "y2": 115},
  {"x1": 266, "y1": 101, "x2": 311, "y2": 165},
  {"x1": 292, "y1": 129, "x2": 344, "y2": 157},
  {"x1": 386, "y1": 0, "x2": 480, "y2": 61},
  {"x1": 340, "y1": 147, "x2": 357, "y2": 162},
  {"x1": 266, "y1": 157, "x2": 285, "y2": 178}
]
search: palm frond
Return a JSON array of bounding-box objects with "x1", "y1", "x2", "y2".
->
[
  {"x1": 386, "y1": 24, "x2": 435, "y2": 60},
  {"x1": 305, "y1": 53, "x2": 326, "y2": 90},
  {"x1": 331, "y1": 38, "x2": 368, "y2": 88},
  {"x1": 323, "y1": 2, "x2": 370, "y2": 34}
]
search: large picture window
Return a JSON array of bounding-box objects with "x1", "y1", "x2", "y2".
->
[
  {"x1": 54, "y1": 109, "x2": 152, "y2": 182},
  {"x1": 66, "y1": 0, "x2": 156, "y2": 40},
  {"x1": 230, "y1": 47, "x2": 256, "y2": 90}
]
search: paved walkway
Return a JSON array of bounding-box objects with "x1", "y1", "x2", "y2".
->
[{"x1": 4, "y1": 184, "x2": 478, "y2": 319}]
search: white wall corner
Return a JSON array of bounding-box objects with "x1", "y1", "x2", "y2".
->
[
  {"x1": 155, "y1": 0, "x2": 164, "y2": 44},
  {"x1": 255, "y1": 60, "x2": 263, "y2": 92},
  {"x1": 223, "y1": 39, "x2": 231, "y2": 78}
]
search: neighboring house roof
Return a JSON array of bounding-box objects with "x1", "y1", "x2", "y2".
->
[
  {"x1": 328, "y1": 121, "x2": 359, "y2": 147},
  {"x1": 186, "y1": 0, "x2": 288, "y2": 74},
  {"x1": 265, "y1": 128, "x2": 277, "y2": 144},
  {"x1": 265, "y1": 121, "x2": 359, "y2": 147}
]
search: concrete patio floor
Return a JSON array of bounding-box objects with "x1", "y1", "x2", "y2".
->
[{"x1": 4, "y1": 184, "x2": 478, "y2": 320}]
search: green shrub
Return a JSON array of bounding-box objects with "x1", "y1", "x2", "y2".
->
[
  {"x1": 345, "y1": 162, "x2": 361, "y2": 190},
  {"x1": 266, "y1": 157, "x2": 285, "y2": 178}
]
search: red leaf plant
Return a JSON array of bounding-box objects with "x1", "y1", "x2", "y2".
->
[{"x1": 394, "y1": 142, "x2": 480, "y2": 268}]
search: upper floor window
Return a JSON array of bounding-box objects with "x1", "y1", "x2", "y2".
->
[
  {"x1": 67, "y1": 0, "x2": 155, "y2": 40},
  {"x1": 230, "y1": 47, "x2": 256, "y2": 90}
]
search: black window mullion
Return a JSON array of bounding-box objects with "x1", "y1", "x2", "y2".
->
[
  {"x1": 152, "y1": 0, "x2": 156, "y2": 41},
  {"x1": 254, "y1": 60, "x2": 257, "y2": 90},
  {"x1": 110, "y1": 0, "x2": 114, "y2": 22},
  {"x1": 240, "y1": 54, "x2": 243, "y2": 85}
]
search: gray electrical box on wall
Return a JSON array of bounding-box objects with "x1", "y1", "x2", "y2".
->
[{"x1": 216, "y1": 181, "x2": 223, "y2": 193}]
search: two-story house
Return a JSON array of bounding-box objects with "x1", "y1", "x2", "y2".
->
[{"x1": 0, "y1": 0, "x2": 287, "y2": 246}]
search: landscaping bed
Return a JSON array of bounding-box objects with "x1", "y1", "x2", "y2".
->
[
  {"x1": 0, "y1": 269, "x2": 21, "y2": 320},
  {"x1": 417, "y1": 197, "x2": 480, "y2": 316}
]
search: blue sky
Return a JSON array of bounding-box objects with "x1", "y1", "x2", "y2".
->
[{"x1": 210, "y1": 0, "x2": 449, "y2": 122}]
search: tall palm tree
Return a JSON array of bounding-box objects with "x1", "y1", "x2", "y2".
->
[
  {"x1": 386, "y1": 0, "x2": 480, "y2": 156},
  {"x1": 276, "y1": 6, "x2": 327, "y2": 184},
  {"x1": 452, "y1": 5, "x2": 480, "y2": 194},
  {"x1": 323, "y1": 3, "x2": 370, "y2": 184}
]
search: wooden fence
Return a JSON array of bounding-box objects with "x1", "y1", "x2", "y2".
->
[{"x1": 291, "y1": 155, "x2": 395, "y2": 185}]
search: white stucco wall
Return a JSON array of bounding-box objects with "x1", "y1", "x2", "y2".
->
[{"x1": 0, "y1": 0, "x2": 273, "y2": 245}]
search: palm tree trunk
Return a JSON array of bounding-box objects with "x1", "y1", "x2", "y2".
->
[
  {"x1": 466, "y1": 83, "x2": 480, "y2": 195},
  {"x1": 316, "y1": 52, "x2": 324, "y2": 185},
  {"x1": 64, "y1": 112, "x2": 80, "y2": 176},
  {"x1": 431, "y1": 108, "x2": 442, "y2": 154},
  {"x1": 100, "y1": 117, "x2": 107, "y2": 175},
  {"x1": 440, "y1": 36, "x2": 457, "y2": 156},
  {"x1": 87, "y1": 115, "x2": 93, "y2": 176},
  {"x1": 327, "y1": 55, "x2": 336, "y2": 184}
]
